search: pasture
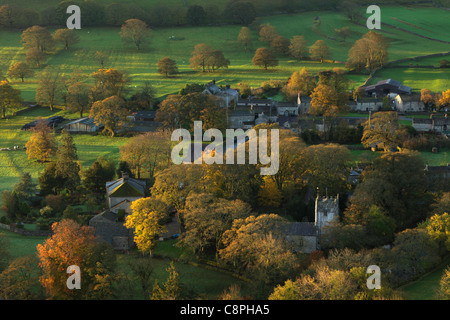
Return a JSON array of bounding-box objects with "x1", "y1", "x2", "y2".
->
[
  {"x1": 0, "y1": 5, "x2": 449, "y2": 104},
  {"x1": 0, "y1": 106, "x2": 129, "y2": 209}
]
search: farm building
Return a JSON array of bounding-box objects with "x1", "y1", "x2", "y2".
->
[
  {"x1": 63, "y1": 117, "x2": 101, "y2": 133},
  {"x1": 412, "y1": 116, "x2": 449, "y2": 133},
  {"x1": 393, "y1": 94, "x2": 425, "y2": 112},
  {"x1": 364, "y1": 79, "x2": 412, "y2": 97}
]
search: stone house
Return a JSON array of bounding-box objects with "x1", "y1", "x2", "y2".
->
[
  {"x1": 89, "y1": 211, "x2": 134, "y2": 251},
  {"x1": 349, "y1": 98, "x2": 384, "y2": 112},
  {"x1": 89, "y1": 173, "x2": 147, "y2": 251},
  {"x1": 106, "y1": 173, "x2": 146, "y2": 213},
  {"x1": 203, "y1": 80, "x2": 239, "y2": 108},
  {"x1": 276, "y1": 101, "x2": 299, "y2": 116},
  {"x1": 393, "y1": 94, "x2": 425, "y2": 112},
  {"x1": 228, "y1": 109, "x2": 255, "y2": 129},
  {"x1": 412, "y1": 116, "x2": 449, "y2": 133}
]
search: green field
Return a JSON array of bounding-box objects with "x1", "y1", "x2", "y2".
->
[
  {"x1": 368, "y1": 67, "x2": 450, "y2": 93},
  {"x1": 400, "y1": 257, "x2": 450, "y2": 300},
  {"x1": 0, "y1": 5, "x2": 449, "y2": 103},
  {"x1": 0, "y1": 107, "x2": 129, "y2": 205}
]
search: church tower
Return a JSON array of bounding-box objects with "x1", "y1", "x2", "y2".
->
[{"x1": 314, "y1": 194, "x2": 339, "y2": 242}]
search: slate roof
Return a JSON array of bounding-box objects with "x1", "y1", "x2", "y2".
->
[
  {"x1": 285, "y1": 222, "x2": 317, "y2": 237},
  {"x1": 106, "y1": 176, "x2": 146, "y2": 198},
  {"x1": 65, "y1": 117, "x2": 97, "y2": 127}
]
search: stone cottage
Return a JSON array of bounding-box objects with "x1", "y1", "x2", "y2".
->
[{"x1": 89, "y1": 173, "x2": 147, "y2": 250}]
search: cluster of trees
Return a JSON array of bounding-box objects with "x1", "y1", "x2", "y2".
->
[
  {"x1": 421, "y1": 88, "x2": 450, "y2": 111},
  {"x1": 189, "y1": 43, "x2": 230, "y2": 73},
  {"x1": 242, "y1": 23, "x2": 332, "y2": 67}
]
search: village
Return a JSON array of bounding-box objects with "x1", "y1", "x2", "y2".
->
[{"x1": 0, "y1": 0, "x2": 449, "y2": 304}]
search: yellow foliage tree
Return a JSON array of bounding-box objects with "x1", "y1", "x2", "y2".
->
[
  {"x1": 125, "y1": 198, "x2": 168, "y2": 255},
  {"x1": 25, "y1": 118, "x2": 57, "y2": 162}
]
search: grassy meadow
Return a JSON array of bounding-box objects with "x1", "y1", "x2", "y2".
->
[
  {"x1": 0, "y1": 5, "x2": 449, "y2": 103},
  {"x1": 0, "y1": 106, "x2": 129, "y2": 207}
]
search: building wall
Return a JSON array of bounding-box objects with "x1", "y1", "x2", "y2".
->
[{"x1": 286, "y1": 235, "x2": 317, "y2": 253}]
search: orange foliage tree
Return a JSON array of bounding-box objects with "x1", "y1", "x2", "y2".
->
[{"x1": 37, "y1": 219, "x2": 116, "y2": 299}]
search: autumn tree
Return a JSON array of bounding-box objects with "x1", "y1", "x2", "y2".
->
[
  {"x1": 0, "y1": 256, "x2": 43, "y2": 300},
  {"x1": 420, "y1": 88, "x2": 435, "y2": 110},
  {"x1": 345, "y1": 150, "x2": 430, "y2": 230},
  {"x1": 129, "y1": 82, "x2": 156, "y2": 111},
  {"x1": 438, "y1": 267, "x2": 450, "y2": 299},
  {"x1": 119, "y1": 130, "x2": 172, "y2": 180},
  {"x1": 270, "y1": 35, "x2": 290, "y2": 55},
  {"x1": 124, "y1": 197, "x2": 170, "y2": 255},
  {"x1": 155, "y1": 92, "x2": 226, "y2": 131},
  {"x1": 180, "y1": 193, "x2": 253, "y2": 254},
  {"x1": 309, "y1": 70, "x2": 349, "y2": 119},
  {"x1": 309, "y1": 40, "x2": 332, "y2": 63},
  {"x1": 425, "y1": 212, "x2": 450, "y2": 252},
  {"x1": 361, "y1": 111, "x2": 407, "y2": 152},
  {"x1": 219, "y1": 214, "x2": 299, "y2": 285},
  {"x1": 21, "y1": 25, "x2": 54, "y2": 53},
  {"x1": 189, "y1": 44, "x2": 229, "y2": 72},
  {"x1": 0, "y1": 80, "x2": 22, "y2": 118},
  {"x1": 157, "y1": 57, "x2": 178, "y2": 77},
  {"x1": 89, "y1": 95, "x2": 129, "y2": 136},
  {"x1": 25, "y1": 47, "x2": 46, "y2": 68},
  {"x1": 120, "y1": 18, "x2": 151, "y2": 50},
  {"x1": 189, "y1": 43, "x2": 213, "y2": 72},
  {"x1": 346, "y1": 31, "x2": 389, "y2": 73},
  {"x1": 37, "y1": 219, "x2": 117, "y2": 299},
  {"x1": 35, "y1": 67, "x2": 63, "y2": 111},
  {"x1": 252, "y1": 47, "x2": 278, "y2": 70},
  {"x1": 334, "y1": 26, "x2": 351, "y2": 42},
  {"x1": 299, "y1": 143, "x2": 352, "y2": 196},
  {"x1": 237, "y1": 26, "x2": 252, "y2": 52},
  {"x1": 52, "y1": 28, "x2": 80, "y2": 50},
  {"x1": 282, "y1": 68, "x2": 317, "y2": 101},
  {"x1": 258, "y1": 23, "x2": 278, "y2": 43},
  {"x1": 150, "y1": 164, "x2": 205, "y2": 210},
  {"x1": 66, "y1": 82, "x2": 91, "y2": 118},
  {"x1": 0, "y1": 4, "x2": 27, "y2": 28},
  {"x1": 53, "y1": 129, "x2": 81, "y2": 192},
  {"x1": 25, "y1": 119, "x2": 57, "y2": 162},
  {"x1": 7, "y1": 62, "x2": 33, "y2": 82},
  {"x1": 91, "y1": 68, "x2": 129, "y2": 100},
  {"x1": 288, "y1": 35, "x2": 308, "y2": 60},
  {"x1": 438, "y1": 89, "x2": 450, "y2": 109}
]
